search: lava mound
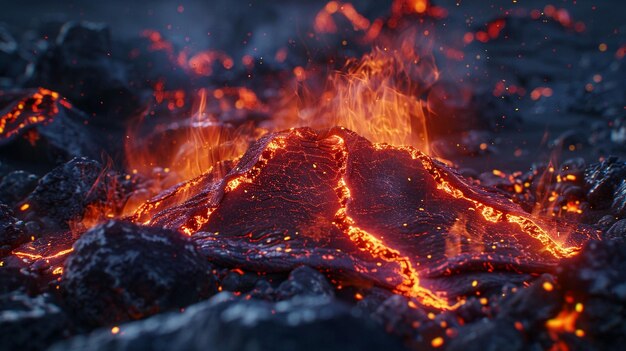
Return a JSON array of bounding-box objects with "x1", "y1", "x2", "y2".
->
[{"x1": 133, "y1": 127, "x2": 594, "y2": 307}]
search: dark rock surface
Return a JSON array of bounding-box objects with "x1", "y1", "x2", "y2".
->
[
  {"x1": 0, "y1": 170, "x2": 39, "y2": 207},
  {"x1": 48, "y1": 293, "x2": 407, "y2": 351},
  {"x1": 22, "y1": 21, "x2": 146, "y2": 125},
  {"x1": 557, "y1": 240, "x2": 626, "y2": 349},
  {"x1": 0, "y1": 203, "x2": 27, "y2": 256},
  {"x1": 0, "y1": 293, "x2": 69, "y2": 351},
  {"x1": 20, "y1": 157, "x2": 124, "y2": 231},
  {"x1": 61, "y1": 220, "x2": 216, "y2": 326}
]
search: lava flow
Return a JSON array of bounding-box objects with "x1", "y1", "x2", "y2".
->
[{"x1": 132, "y1": 127, "x2": 595, "y2": 309}]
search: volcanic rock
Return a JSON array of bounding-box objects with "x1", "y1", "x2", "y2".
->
[
  {"x1": 556, "y1": 240, "x2": 626, "y2": 349},
  {"x1": 0, "y1": 293, "x2": 69, "y2": 351},
  {"x1": 48, "y1": 293, "x2": 407, "y2": 351},
  {"x1": 274, "y1": 265, "x2": 335, "y2": 300},
  {"x1": 605, "y1": 219, "x2": 626, "y2": 241},
  {"x1": 138, "y1": 127, "x2": 594, "y2": 307},
  {"x1": 61, "y1": 220, "x2": 216, "y2": 326},
  {"x1": 20, "y1": 157, "x2": 127, "y2": 232},
  {"x1": 584, "y1": 156, "x2": 626, "y2": 211},
  {"x1": 0, "y1": 170, "x2": 38, "y2": 207},
  {"x1": 0, "y1": 88, "x2": 101, "y2": 166},
  {"x1": 0, "y1": 202, "x2": 27, "y2": 256},
  {"x1": 22, "y1": 22, "x2": 145, "y2": 124}
]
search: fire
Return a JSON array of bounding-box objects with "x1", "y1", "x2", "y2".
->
[
  {"x1": 546, "y1": 306, "x2": 586, "y2": 347},
  {"x1": 275, "y1": 30, "x2": 436, "y2": 155},
  {"x1": 176, "y1": 136, "x2": 287, "y2": 235},
  {"x1": 124, "y1": 88, "x2": 260, "y2": 216}
]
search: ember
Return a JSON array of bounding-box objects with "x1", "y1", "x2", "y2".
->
[{"x1": 0, "y1": 1, "x2": 624, "y2": 351}]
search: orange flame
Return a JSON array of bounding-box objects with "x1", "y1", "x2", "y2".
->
[{"x1": 274, "y1": 30, "x2": 437, "y2": 154}]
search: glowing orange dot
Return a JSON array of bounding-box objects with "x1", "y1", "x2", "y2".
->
[
  {"x1": 414, "y1": 0, "x2": 428, "y2": 14},
  {"x1": 20, "y1": 203, "x2": 30, "y2": 211},
  {"x1": 111, "y1": 326, "x2": 120, "y2": 334},
  {"x1": 543, "y1": 281, "x2": 554, "y2": 291},
  {"x1": 463, "y1": 32, "x2": 474, "y2": 44},
  {"x1": 575, "y1": 303, "x2": 584, "y2": 313},
  {"x1": 213, "y1": 89, "x2": 224, "y2": 99},
  {"x1": 599, "y1": 43, "x2": 607, "y2": 52},
  {"x1": 431, "y1": 336, "x2": 444, "y2": 348},
  {"x1": 575, "y1": 329, "x2": 585, "y2": 337},
  {"x1": 325, "y1": 1, "x2": 339, "y2": 14},
  {"x1": 222, "y1": 58, "x2": 234, "y2": 70},
  {"x1": 293, "y1": 66, "x2": 306, "y2": 81}
]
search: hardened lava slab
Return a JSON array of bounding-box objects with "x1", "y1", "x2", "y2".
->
[{"x1": 136, "y1": 127, "x2": 596, "y2": 307}]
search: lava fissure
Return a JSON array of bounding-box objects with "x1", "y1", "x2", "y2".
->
[{"x1": 331, "y1": 134, "x2": 451, "y2": 309}]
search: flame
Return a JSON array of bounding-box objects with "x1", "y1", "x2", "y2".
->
[
  {"x1": 274, "y1": 30, "x2": 436, "y2": 154},
  {"x1": 546, "y1": 305, "x2": 585, "y2": 348},
  {"x1": 124, "y1": 88, "x2": 260, "y2": 216}
]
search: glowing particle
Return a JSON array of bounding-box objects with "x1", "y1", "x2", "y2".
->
[
  {"x1": 431, "y1": 336, "x2": 444, "y2": 348},
  {"x1": 471, "y1": 280, "x2": 478, "y2": 287},
  {"x1": 543, "y1": 281, "x2": 554, "y2": 291},
  {"x1": 575, "y1": 329, "x2": 585, "y2": 337},
  {"x1": 111, "y1": 326, "x2": 120, "y2": 334},
  {"x1": 599, "y1": 43, "x2": 607, "y2": 52},
  {"x1": 575, "y1": 303, "x2": 584, "y2": 313},
  {"x1": 20, "y1": 203, "x2": 30, "y2": 211}
]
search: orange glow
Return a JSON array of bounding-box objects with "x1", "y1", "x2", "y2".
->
[
  {"x1": 314, "y1": 2, "x2": 370, "y2": 34},
  {"x1": 543, "y1": 281, "x2": 554, "y2": 291},
  {"x1": 124, "y1": 87, "x2": 265, "y2": 216},
  {"x1": 12, "y1": 248, "x2": 73, "y2": 262},
  {"x1": 20, "y1": 203, "x2": 30, "y2": 211},
  {"x1": 431, "y1": 336, "x2": 444, "y2": 348},
  {"x1": 546, "y1": 309, "x2": 580, "y2": 335},
  {"x1": 187, "y1": 51, "x2": 234, "y2": 76},
  {"x1": 331, "y1": 136, "x2": 450, "y2": 310},
  {"x1": 276, "y1": 31, "x2": 436, "y2": 154},
  {"x1": 0, "y1": 88, "x2": 61, "y2": 140},
  {"x1": 387, "y1": 146, "x2": 581, "y2": 258},
  {"x1": 175, "y1": 136, "x2": 287, "y2": 235}
]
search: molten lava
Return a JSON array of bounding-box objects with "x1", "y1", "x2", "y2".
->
[{"x1": 131, "y1": 127, "x2": 595, "y2": 309}]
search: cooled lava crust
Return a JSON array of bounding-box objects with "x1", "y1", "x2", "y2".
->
[{"x1": 132, "y1": 127, "x2": 595, "y2": 308}]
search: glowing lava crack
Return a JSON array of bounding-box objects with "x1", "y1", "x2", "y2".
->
[{"x1": 133, "y1": 127, "x2": 595, "y2": 309}]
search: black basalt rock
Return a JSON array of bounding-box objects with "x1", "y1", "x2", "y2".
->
[
  {"x1": 0, "y1": 293, "x2": 69, "y2": 351},
  {"x1": 48, "y1": 293, "x2": 408, "y2": 351},
  {"x1": 20, "y1": 157, "x2": 123, "y2": 232},
  {"x1": 0, "y1": 202, "x2": 27, "y2": 256},
  {"x1": 61, "y1": 220, "x2": 216, "y2": 327},
  {"x1": 0, "y1": 171, "x2": 39, "y2": 207}
]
